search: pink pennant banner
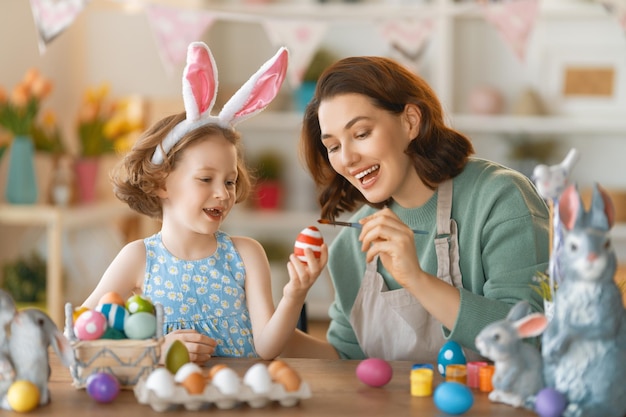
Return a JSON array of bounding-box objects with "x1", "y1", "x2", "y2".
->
[
  {"x1": 483, "y1": 0, "x2": 540, "y2": 62},
  {"x1": 262, "y1": 19, "x2": 328, "y2": 88},
  {"x1": 146, "y1": 4, "x2": 216, "y2": 74},
  {"x1": 378, "y1": 18, "x2": 435, "y2": 73},
  {"x1": 29, "y1": 0, "x2": 89, "y2": 53},
  {"x1": 598, "y1": 0, "x2": 626, "y2": 32}
]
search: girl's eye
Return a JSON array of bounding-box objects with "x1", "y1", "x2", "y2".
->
[
  {"x1": 226, "y1": 180, "x2": 236, "y2": 188},
  {"x1": 327, "y1": 145, "x2": 339, "y2": 154},
  {"x1": 199, "y1": 177, "x2": 211, "y2": 183}
]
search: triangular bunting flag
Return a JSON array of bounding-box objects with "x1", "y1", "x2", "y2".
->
[
  {"x1": 262, "y1": 19, "x2": 328, "y2": 88},
  {"x1": 146, "y1": 4, "x2": 216, "y2": 75},
  {"x1": 29, "y1": 0, "x2": 89, "y2": 54},
  {"x1": 483, "y1": 0, "x2": 539, "y2": 62},
  {"x1": 378, "y1": 18, "x2": 435, "y2": 73}
]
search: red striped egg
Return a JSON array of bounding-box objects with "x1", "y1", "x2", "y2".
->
[{"x1": 294, "y1": 226, "x2": 324, "y2": 263}]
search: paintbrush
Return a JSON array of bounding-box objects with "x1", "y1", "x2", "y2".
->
[{"x1": 317, "y1": 219, "x2": 429, "y2": 235}]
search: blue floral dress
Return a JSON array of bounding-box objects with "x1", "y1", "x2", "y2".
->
[{"x1": 142, "y1": 231, "x2": 257, "y2": 357}]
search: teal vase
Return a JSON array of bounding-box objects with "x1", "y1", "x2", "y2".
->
[{"x1": 5, "y1": 135, "x2": 38, "y2": 204}]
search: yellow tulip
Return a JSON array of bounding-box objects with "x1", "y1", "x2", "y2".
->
[{"x1": 10, "y1": 84, "x2": 29, "y2": 108}]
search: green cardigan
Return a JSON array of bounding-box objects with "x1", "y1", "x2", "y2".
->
[{"x1": 326, "y1": 158, "x2": 550, "y2": 359}]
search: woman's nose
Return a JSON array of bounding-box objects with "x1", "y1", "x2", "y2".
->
[{"x1": 341, "y1": 144, "x2": 359, "y2": 167}]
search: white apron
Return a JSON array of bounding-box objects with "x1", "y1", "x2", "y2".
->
[{"x1": 349, "y1": 180, "x2": 467, "y2": 362}]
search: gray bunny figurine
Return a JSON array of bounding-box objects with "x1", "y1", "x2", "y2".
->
[
  {"x1": 4, "y1": 308, "x2": 75, "y2": 408},
  {"x1": 541, "y1": 183, "x2": 626, "y2": 417},
  {"x1": 475, "y1": 300, "x2": 547, "y2": 408},
  {"x1": 0, "y1": 290, "x2": 16, "y2": 397}
]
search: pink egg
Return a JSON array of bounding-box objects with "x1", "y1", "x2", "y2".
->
[
  {"x1": 294, "y1": 226, "x2": 324, "y2": 263},
  {"x1": 74, "y1": 310, "x2": 107, "y2": 340},
  {"x1": 356, "y1": 358, "x2": 393, "y2": 387}
]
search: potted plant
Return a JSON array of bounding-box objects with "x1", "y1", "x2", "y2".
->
[
  {"x1": 294, "y1": 48, "x2": 338, "y2": 112},
  {"x1": 252, "y1": 151, "x2": 285, "y2": 210},
  {"x1": 1, "y1": 252, "x2": 47, "y2": 306}
]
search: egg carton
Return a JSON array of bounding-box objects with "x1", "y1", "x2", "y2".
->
[
  {"x1": 64, "y1": 302, "x2": 165, "y2": 389},
  {"x1": 133, "y1": 377, "x2": 312, "y2": 412}
]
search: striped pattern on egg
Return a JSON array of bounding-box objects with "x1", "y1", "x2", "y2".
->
[{"x1": 294, "y1": 226, "x2": 324, "y2": 263}]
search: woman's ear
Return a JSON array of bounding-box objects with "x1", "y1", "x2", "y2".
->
[
  {"x1": 403, "y1": 104, "x2": 421, "y2": 138},
  {"x1": 155, "y1": 185, "x2": 168, "y2": 199}
]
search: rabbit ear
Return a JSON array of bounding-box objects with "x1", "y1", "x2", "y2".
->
[
  {"x1": 151, "y1": 42, "x2": 219, "y2": 165},
  {"x1": 559, "y1": 184, "x2": 583, "y2": 231},
  {"x1": 506, "y1": 300, "x2": 532, "y2": 322},
  {"x1": 182, "y1": 42, "x2": 218, "y2": 122},
  {"x1": 514, "y1": 313, "x2": 548, "y2": 339},
  {"x1": 218, "y1": 47, "x2": 288, "y2": 126},
  {"x1": 51, "y1": 331, "x2": 75, "y2": 367},
  {"x1": 590, "y1": 183, "x2": 615, "y2": 230}
]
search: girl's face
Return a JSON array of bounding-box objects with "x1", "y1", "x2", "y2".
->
[
  {"x1": 318, "y1": 93, "x2": 421, "y2": 206},
  {"x1": 159, "y1": 134, "x2": 238, "y2": 234}
]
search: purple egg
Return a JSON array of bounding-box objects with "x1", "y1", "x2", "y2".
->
[
  {"x1": 535, "y1": 387, "x2": 568, "y2": 417},
  {"x1": 86, "y1": 372, "x2": 120, "y2": 403}
]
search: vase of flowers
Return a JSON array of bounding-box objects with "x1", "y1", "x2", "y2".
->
[
  {"x1": 0, "y1": 68, "x2": 53, "y2": 204},
  {"x1": 75, "y1": 83, "x2": 144, "y2": 204}
]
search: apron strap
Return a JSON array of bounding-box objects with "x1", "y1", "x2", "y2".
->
[{"x1": 436, "y1": 179, "x2": 453, "y2": 238}]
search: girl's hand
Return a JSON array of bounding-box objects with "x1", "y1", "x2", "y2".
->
[
  {"x1": 162, "y1": 329, "x2": 217, "y2": 364},
  {"x1": 359, "y1": 208, "x2": 424, "y2": 289},
  {"x1": 285, "y1": 244, "x2": 328, "y2": 302}
]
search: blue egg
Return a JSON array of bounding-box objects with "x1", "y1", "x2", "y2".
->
[
  {"x1": 437, "y1": 340, "x2": 467, "y2": 376},
  {"x1": 434, "y1": 382, "x2": 474, "y2": 415}
]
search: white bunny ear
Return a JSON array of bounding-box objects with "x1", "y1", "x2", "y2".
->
[
  {"x1": 182, "y1": 42, "x2": 218, "y2": 122},
  {"x1": 218, "y1": 47, "x2": 289, "y2": 126},
  {"x1": 152, "y1": 42, "x2": 219, "y2": 165}
]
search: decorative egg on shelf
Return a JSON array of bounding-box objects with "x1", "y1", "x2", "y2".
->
[{"x1": 467, "y1": 85, "x2": 504, "y2": 115}]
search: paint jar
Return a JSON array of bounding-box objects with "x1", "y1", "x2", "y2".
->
[
  {"x1": 478, "y1": 364, "x2": 495, "y2": 393},
  {"x1": 445, "y1": 364, "x2": 467, "y2": 384},
  {"x1": 410, "y1": 367, "x2": 434, "y2": 397},
  {"x1": 467, "y1": 361, "x2": 488, "y2": 389}
]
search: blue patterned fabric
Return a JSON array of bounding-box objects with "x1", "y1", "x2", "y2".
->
[{"x1": 142, "y1": 231, "x2": 257, "y2": 357}]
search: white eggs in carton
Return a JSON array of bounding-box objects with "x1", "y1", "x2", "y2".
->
[{"x1": 134, "y1": 361, "x2": 311, "y2": 411}]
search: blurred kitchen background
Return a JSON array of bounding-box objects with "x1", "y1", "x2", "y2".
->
[{"x1": 0, "y1": 0, "x2": 625, "y2": 326}]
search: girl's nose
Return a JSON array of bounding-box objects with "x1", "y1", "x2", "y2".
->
[{"x1": 214, "y1": 184, "x2": 230, "y2": 200}]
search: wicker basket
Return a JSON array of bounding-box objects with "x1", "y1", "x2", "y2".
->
[{"x1": 64, "y1": 302, "x2": 164, "y2": 389}]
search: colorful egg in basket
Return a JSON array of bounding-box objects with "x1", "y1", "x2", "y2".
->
[{"x1": 64, "y1": 301, "x2": 164, "y2": 390}]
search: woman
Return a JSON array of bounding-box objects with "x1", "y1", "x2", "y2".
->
[{"x1": 287, "y1": 56, "x2": 549, "y2": 362}]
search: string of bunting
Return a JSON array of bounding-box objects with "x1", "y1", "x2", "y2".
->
[{"x1": 27, "y1": 0, "x2": 624, "y2": 87}]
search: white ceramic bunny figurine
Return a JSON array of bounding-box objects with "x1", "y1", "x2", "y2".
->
[
  {"x1": 0, "y1": 290, "x2": 16, "y2": 398},
  {"x1": 3, "y1": 308, "x2": 75, "y2": 408},
  {"x1": 541, "y1": 183, "x2": 626, "y2": 417},
  {"x1": 475, "y1": 300, "x2": 547, "y2": 408}
]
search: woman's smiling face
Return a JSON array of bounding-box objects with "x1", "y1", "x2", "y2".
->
[{"x1": 318, "y1": 93, "x2": 421, "y2": 206}]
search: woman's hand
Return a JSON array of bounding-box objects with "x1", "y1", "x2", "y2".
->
[
  {"x1": 162, "y1": 329, "x2": 217, "y2": 364},
  {"x1": 285, "y1": 244, "x2": 328, "y2": 302},
  {"x1": 359, "y1": 208, "x2": 424, "y2": 290}
]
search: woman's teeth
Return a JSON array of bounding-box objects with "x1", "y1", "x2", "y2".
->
[{"x1": 355, "y1": 165, "x2": 379, "y2": 180}]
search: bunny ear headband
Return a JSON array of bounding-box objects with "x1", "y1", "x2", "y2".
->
[{"x1": 151, "y1": 42, "x2": 289, "y2": 164}]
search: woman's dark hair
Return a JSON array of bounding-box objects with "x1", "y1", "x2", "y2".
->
[
  {"x1": 300, "y1": 56, "x2": 474, "y2": 220},
  {"x1": 111, "y1": 112, "x2": 252, "y2": 220}
]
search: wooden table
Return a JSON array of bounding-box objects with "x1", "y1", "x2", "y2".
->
[{"x1": 43, "y1": 356, "x2": 538, "y2": 416}]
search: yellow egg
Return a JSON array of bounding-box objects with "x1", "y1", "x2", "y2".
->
[
  {"x1": 72, "y1": 306, "x2": 90, "y2": 322},
  {"x1": 7, "y1": 380, "x2": 40, "y2": 412}
]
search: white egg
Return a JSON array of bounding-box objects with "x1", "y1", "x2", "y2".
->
[
  {"x1": 145, "y1": 368, "x2": 176, "y2": 398},
  {"x1": 211, "y1": 368, "x2": 241, "y2": 396},
  {"x1": 174, "y1": 362, "x2": 203, "y2": 384},
  {"x1": 243, "y1": 363, "x2": 272, "y2": 394}
]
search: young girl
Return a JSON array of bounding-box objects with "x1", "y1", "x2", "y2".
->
[
  {"x1": 285, "y1": 56, "x2": 550, "y2": 362},
  {"x1": 82, "y1": 43, "x2": 326, "y2": 362}
]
